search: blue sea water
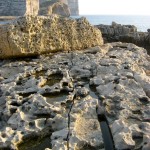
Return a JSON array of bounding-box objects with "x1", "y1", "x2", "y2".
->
[{"x1": 71, "y1": 15, "x2": 150, "y2": 32}]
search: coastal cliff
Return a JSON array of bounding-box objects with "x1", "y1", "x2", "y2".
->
[
  {"x1": 0, "y1": 0, "x2": 79, "y2": 16},
  {"x1": 39, "y1": 0, "x2": 79, "y2": 16},
  {"x1": 38, "y1": 0, "x2": 70, "y2": 16},
  {"x1": 0, "y1": 0, "x2": 39, "y2": 16},
  {"x1": 68, "y1": 0, "x2": 79, "y2": 15}
]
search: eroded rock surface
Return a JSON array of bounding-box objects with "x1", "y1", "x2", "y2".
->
[
  {"x1": 0, "y1": 42, "x2": 150, "y2": 150},
  {"x1": 96, "y1": 22, "x2": 150, "y2": 54},
  {"x1": 0, "y1": 15, "x2": 103, "y2": 59}
]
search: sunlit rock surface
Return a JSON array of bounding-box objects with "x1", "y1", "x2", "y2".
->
[
  {"x1": 0, "y1": 15, "x2": 103, "y2": 59},
  {"x1": 0, "y1": 42, "x2": 150, "y2": 150}
]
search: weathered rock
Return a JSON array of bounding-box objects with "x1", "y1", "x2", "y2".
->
[
  {"x1": 0, "y1": 15, "x2": 103, "y2": 59},
  {"x1": 0, "y1": 42, "x2": 150, "y2": 149},
  {"x1": 96, "y1": 22, "x2": 150, "y2": 55}
]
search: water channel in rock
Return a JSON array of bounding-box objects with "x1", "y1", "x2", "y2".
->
[
  {"x1": 85, "y1": 83, "x2": 115, "y2": 150},
  {"x1": 18, "y1": 135, "x2": 52, "y2": 150},
  {"x1": 43, "y1": 91, "x2": 69, "y2": 105}
]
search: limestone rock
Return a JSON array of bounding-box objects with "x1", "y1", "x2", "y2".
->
[
  {"x1": 111, "y1": 119, "x2": 135, "y2": 149},
  {"x1": 96, "y1": 22, "x2": 150, "y2": 55},
  {"x1": 0, "y1": 15, "x2": 103, "y2": 59},
  {"x1": 0, "y1": 42, "x2": 150, "y2": 149}
]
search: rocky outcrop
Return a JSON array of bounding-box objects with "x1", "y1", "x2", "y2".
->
[
  {"x1": 96, "y1": 22, "x2": 150, "y2": 54},
  {"x1": 0, "y1": 15, "x2": 103, "y2": 59},
  {"x1": 0, "y1": 42, "x2": 150, "y2": 149},
  {"x1": 0, "y1": 0, "x2": 39, "y2": 16},
  {"x1": 39, "y1": 0, "x2": 70, "y2": 16}
]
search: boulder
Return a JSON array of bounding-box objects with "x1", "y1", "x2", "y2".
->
[{"x1": 0, "y1": 15, "x2": 103, "y2": 59}]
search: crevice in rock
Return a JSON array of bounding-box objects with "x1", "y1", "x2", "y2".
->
[
  {"x1": 96, "y1": 101, "x2": 115, "y2": 150},
  {"x1": 66, "y1": 94, "x2": 75, "y2": 150},
  {"x1": 66, "y1": 52, "x2": 76, "y2": 150},
  {"x1": 84, "y1": 82, "x2": 115, "y2": 150}
]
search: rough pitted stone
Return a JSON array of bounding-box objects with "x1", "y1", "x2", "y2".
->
[
  {"x1": 0, "y1": 15, "x2": 103, "y2": 59},
  {"x1": 0, "y1": 42, "x2": 150, "y2": 149},
  {"x1": 96, "y1": 22, "x2": 150, "y2": 54}
]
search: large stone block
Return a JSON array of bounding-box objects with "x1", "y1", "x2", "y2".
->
[{"x1": 0, "y1": 15, "x2": 103, "y2": 59}]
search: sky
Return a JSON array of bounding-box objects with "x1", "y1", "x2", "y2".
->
[{"x1": 79, "y1": 0, "x2": 150, "y2": 15}]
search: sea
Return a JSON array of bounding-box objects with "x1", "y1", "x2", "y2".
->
[{"x1": 71, "y1": 15, "x2": 150, "y2": 32}]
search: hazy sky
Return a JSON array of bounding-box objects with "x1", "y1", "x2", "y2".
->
[{"x1": 79, "y1": 0, "x2": 150, "y2": 15}]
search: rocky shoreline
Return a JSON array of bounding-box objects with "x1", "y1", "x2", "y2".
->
[
  {"x1": 0, "y1": 42, "x2": 150, "y2": 150},
  {"x1": 96, "y1": 22, "x2": 150, "y2": 55},
  {"x1": 0, "y1": 16, "x2": 150, "y2": 150}
]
